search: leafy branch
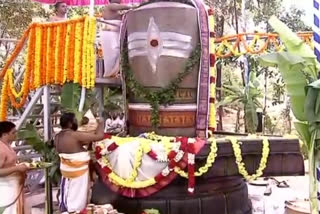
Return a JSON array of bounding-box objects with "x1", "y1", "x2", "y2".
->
[{"x1": 122, "y1": 44, "x2": 201, "y2": 127}]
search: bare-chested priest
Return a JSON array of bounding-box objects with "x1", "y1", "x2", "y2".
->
[
  {"x1": 100, "y1": 0, "x2": 136, "y2": 77},
  {"x1": 49, "y1": 1, "x2": 68, "y2": 22},
  {"x1": 55, "y1": 112, "x2": 104, "y2": 213}
]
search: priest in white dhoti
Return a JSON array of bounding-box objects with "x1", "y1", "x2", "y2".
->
[
  {"x1": 0, "y1": 121, "x2": 29, "y2": 214},
  {"x1": 100, "y1": 0, "x2": 136, "y2": 78},
  {"x1": 55, "y1": 113, "x2": 104, "y2": 213}
]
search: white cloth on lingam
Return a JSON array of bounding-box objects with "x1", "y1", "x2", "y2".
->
[{"x1": 105, "y1": 140, "x2": 169, "y2": 181}]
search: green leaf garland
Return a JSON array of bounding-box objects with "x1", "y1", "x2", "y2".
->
[{"x1": 122, "y1": 44, "x2": 201, "y2": 127}]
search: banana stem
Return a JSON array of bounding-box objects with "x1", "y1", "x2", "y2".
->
[{"x1": 309, "y1": 132, "x2": 318, "y2": 214}]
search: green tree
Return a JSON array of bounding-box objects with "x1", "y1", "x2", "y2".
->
[
  {"x1": 220, "y1": 71, "x2": 263, "y2": 133},
  {"x1": 0, "y1": 1, "x2": 49, "y2": 39},
  {"x1": 280, "y1": 7, "x2": 312, "y2": 32},
  {"x1": 0, "y1": 1, "x2": 49, "y2": 68},
  {"x1": 245, "y1": 0, "x2": 282, "y2": 31}
]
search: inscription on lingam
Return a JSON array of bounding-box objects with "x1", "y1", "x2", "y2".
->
[
  {"x1": 174, "y1": 89, "x2": 195, "y2": 100},
  {"x1": 129, "y1": 111, "x2": 196, "y2": 127}
]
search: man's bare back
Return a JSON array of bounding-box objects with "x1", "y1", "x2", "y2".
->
[{"x1": 55, "y1": 113, "x2": 104, "y2": 154}]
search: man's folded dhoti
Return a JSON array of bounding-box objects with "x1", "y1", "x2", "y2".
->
[
  {"x1": 59, "y1": 152, "x2": 90, "y2": 213},
  {"x1": 0, "y1": 174, "x2": 24, "y2": 214},
  {"x1": 100, "y1": 20, "x2": 122, "y2": 78}
]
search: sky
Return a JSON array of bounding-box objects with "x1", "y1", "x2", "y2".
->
[{"x1": 283, "y1": 0, "x2": 313, "y2": 27}]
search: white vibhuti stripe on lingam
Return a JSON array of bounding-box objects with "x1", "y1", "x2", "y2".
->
[{"x1": 128, "y1": 17, "x2": 193, "y2": 73}]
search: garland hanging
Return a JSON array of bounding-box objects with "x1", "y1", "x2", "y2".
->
[
  {"x1": 0, "y1": 16, "x2": 97, "y2": 121},
  {"x1": 94, "y1": 133, "x2": 272, "y2": 192},
  {"x1": 208, "y1": 8, "x2": 217, "y2": 136},
  {"x1": 122, "y1": 44, "x2": 201, "y2": 127},
  {"x1": 226, "y1": 136, "x2": 270, "y2": 181},
  {"x1": 95, "y1": 135, "x2": 190, "y2": 189}
]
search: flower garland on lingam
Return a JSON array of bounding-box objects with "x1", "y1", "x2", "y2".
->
[
  {"x1": 94, "y1": 133, "x2": 271, "y2": 195},
  {"x1": 95, "y1": 133, "x2": 201, "y2": 193},
  {"x1": 0, "y1": 16, "x2": 97, "y2": 121},
  {"x1": 208, "y1": 8, "x2": 217, "y2": 136}
]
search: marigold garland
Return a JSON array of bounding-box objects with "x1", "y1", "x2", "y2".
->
[
  {"x1": 74, "y1": 21, "x2": 84, "y2": 84},
  {"x1": 46, "y1": 26, "x2": 53, "y2": 84},
  {"x1": 68, "y1": 22, "x2": 76, "y2": 81},
  {"x1": 226, "y1": 136, "x2": 270, "y2": 181},
  {"x1": 34, "y1": 25, "x2": 42, "y2": 89},
  {"x1": 0, "y1": 16, "x2": 96, "y2": 121},
  {"x1": 0, "y1": 71, "x2": 9, "y2": 120},
  {"x1": 54, "y1": 25, "x2": 62, "y2": 84},
  {"x1": 41, "y1": 26, "x2": 48, "y2": 85},
  {"x1": 28, "y1": 27, "x2": 36, "y2": 91},
  {"x1": 215, "y1": 32, "x2": 313, "y2": 58},
  {"x1": 64, "y1": 23, "x2": 72, "y2": 82},
  {"x1": 8, "y1": 69, "x2": 26, "y2": 98},
  {"x1": 58, "y1": 24, "x2": 67, "y2": 84},
  {"x1": 0, "y1": 27, "x2": 31, "y2": 79},
  {"x1": 81, "y1": 17, "x2": 89, "y2": 87}
]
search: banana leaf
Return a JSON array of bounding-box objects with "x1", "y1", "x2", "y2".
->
[
  {"x1": 269, "y1": 16, "x2": 318, "y2": 80},
  {"x1": 61, "y1": 83, "x2": 96, "y2": 121},
  {"x1": 305, "y1": 81, "x2": 320, "y2": 123},
  {"x1": 260, "y1": 16, "x2": 320, "y2": 214},
  {"x1": 244, "y1": 98, "x2": 258, "y2": 133},
  {"x1": 18, "y1": 124, "x2": 61, "y2": 184},
  {"x1": 259, "y1": 52, "x2": 307, "y2": 121},
  {"x1": 61, "y1": 82, "x2": 81, "y2": 112},
  {"x1": 294, "y1": 121, "x2": 311, "y2": 149}
]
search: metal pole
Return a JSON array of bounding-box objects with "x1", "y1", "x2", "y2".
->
[
  {"x1": 43, "y1": 85, "x2": 53, "y2": 214},
  {"x1": 79, "y1": 0, "x2": 95, "y2": 113},
  {"x1": 89, "y1": 0, "x2": 95, "y2": 16},
  {"x1": 233, "y1": 0, "x2": 240, "y2": 35},
  {"x1": 16, "y1": 88, "x2": 44, "y2": 130}
]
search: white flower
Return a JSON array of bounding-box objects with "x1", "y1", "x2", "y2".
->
[
  {"x1": 171, "y1": 143, "x2": 180, "y2": 153},
  {"x1": 188, "y1": 188, "x2": 194, "y2": 193},
  {"x1": 100, "y1": 148, "x2": 108, "y2": 155},
  {"x1": 157, "y1": 153, "x2": 168, "y2": 162},
  {"x1": 174, "y1": 151, "x2": 184, "y2": 162},
  {"x1": 188, "y1": 154, "x2": 195, "y2": 165},
  {"x1": 162, "y1": 167, "x2": 170, "y2": 176},
  {"x1": 188, "y1": 138, "x2": 196, "y2": 144}
]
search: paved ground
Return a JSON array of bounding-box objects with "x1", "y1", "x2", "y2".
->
[
  {"x1": 25, "y1": 162, "x2": 310, "y2": 214},
  {"x1": 249, "y1": 161, "x2": 309, "y2": 214}
]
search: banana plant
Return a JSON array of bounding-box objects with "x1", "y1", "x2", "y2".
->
[
  {"x1": 61, "y1": 82, "x2": 98, "y2": 122},
  {"x1": 259, "y1": 16, "x2": 319, "y2": 213},
  {"x1": 219, "y1": 71, "x2": 263, "y2": 133}
]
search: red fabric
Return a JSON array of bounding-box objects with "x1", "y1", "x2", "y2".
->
[
  {"x1": 210, "y1": 76, "x2": 216, "y2": 83},
  {"x1": 95, "y1": 146, "x2": 102, "y2": 160},
  {"x1": 210, "y1": 54, "x2": 216, "y2": 67},
  {"x1": 147, "y1": 150, "x2": 158, "y2": 160},
  {"x1": 104, "y1": 133, "x2": 112, "y2": 139},
  {"x1": 107, "y1": 142, "x2": 118, "y2": 151}
]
